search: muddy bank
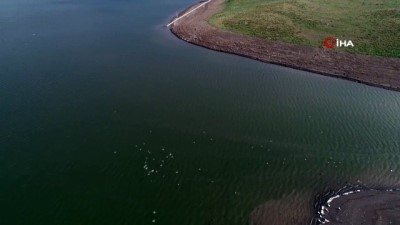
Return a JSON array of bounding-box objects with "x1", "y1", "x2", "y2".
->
[
  {"x1": 314, "y1": 185, "x2": 400, "y2": 225},
  {"x1": 169, "y1": 0, "x2": 400, "y2": 91}
]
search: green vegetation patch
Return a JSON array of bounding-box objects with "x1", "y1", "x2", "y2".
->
[{"x1": 209, "y1": 0, "x2": 400, "y2": 57}]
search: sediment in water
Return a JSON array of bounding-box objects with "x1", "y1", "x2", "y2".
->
[{"x1": 249, "y1": 192, "x2": 313, "y2": 225}]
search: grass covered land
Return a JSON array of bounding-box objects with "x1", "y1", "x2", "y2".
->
[{"x1": 209, "y1": 0, "x2": 400, "y2": 57}]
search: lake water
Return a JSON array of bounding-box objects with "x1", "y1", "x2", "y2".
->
[{"x1": 1, "y1": 0, "x2": 400, "y2": 224}]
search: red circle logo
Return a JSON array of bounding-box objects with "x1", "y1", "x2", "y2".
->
[{"x1": 324, "y1": 37, "x2": 336, "y2": 49}]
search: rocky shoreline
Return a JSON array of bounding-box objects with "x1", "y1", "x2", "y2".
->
[{"x1": 169, "y1": 0, "x2": 400, "y2": 91}]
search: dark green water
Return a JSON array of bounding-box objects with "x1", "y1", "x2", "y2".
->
[{"x1": 1, "y1": 0, "x2": 400, "y2": 224}]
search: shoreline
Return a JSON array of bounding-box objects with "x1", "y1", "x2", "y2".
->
[
  {"x1": 313, "y1": 185, "x2": 400, "y2": 224},
  {"x1": 167, "y1": 1, "x2": 204, "y2": 24},
  {"x1": 168, "y1": 0, "x2": 400, "y2": 92}
]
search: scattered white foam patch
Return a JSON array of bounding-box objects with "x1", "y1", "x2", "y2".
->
[
  {"x1": 326, "y1": 195, "x2": 339, "y2": 207},
  {"x1": 319, "y1": 205, "x2": 328, "y2": 215},
  {"x1": 135, "y1": 143, "x2": 177, "y2": 179}
]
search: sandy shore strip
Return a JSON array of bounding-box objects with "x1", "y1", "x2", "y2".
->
[{"x1": 169, "y1": 0, "x2": 400, "y2": 91}]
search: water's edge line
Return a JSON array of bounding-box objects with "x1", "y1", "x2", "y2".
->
[
  {"x1": 167, "y1": 0, "x2": 211, "y2": 27},
  {"x1": 167, "y1": 0, "x2": 400, "y2": 92},
  {"x1": 312, "y1": 184, "x2": 400, "y2": 224}
]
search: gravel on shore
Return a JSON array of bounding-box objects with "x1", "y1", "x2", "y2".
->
[{"x1": 169, "y1": 0, "x2": 400, "y2": 91}]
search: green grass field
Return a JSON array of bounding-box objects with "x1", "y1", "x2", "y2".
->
[{"x1": 209, "y1": 0, "x2": 400, "y2": 57}]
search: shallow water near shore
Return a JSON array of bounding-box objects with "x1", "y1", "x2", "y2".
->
[{"x1": 1, "y1": 0, "x2": 400, "y2": 224}]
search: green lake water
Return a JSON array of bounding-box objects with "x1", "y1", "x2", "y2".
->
[{"x1": 1, "y1": 0, "x2": 400, "y2": 224}]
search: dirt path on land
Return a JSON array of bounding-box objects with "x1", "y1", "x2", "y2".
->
[{"x1": 169, "y1": 0, "x2": 400, "y2": 91}]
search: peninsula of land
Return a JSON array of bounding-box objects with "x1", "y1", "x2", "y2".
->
[{"x1": 169, "y1": 0, "x2": 400, "y2": 91}]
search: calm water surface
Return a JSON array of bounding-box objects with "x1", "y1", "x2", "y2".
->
[{"x1": 1, "y1": 0, "x2": 400, "y2": 224}]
